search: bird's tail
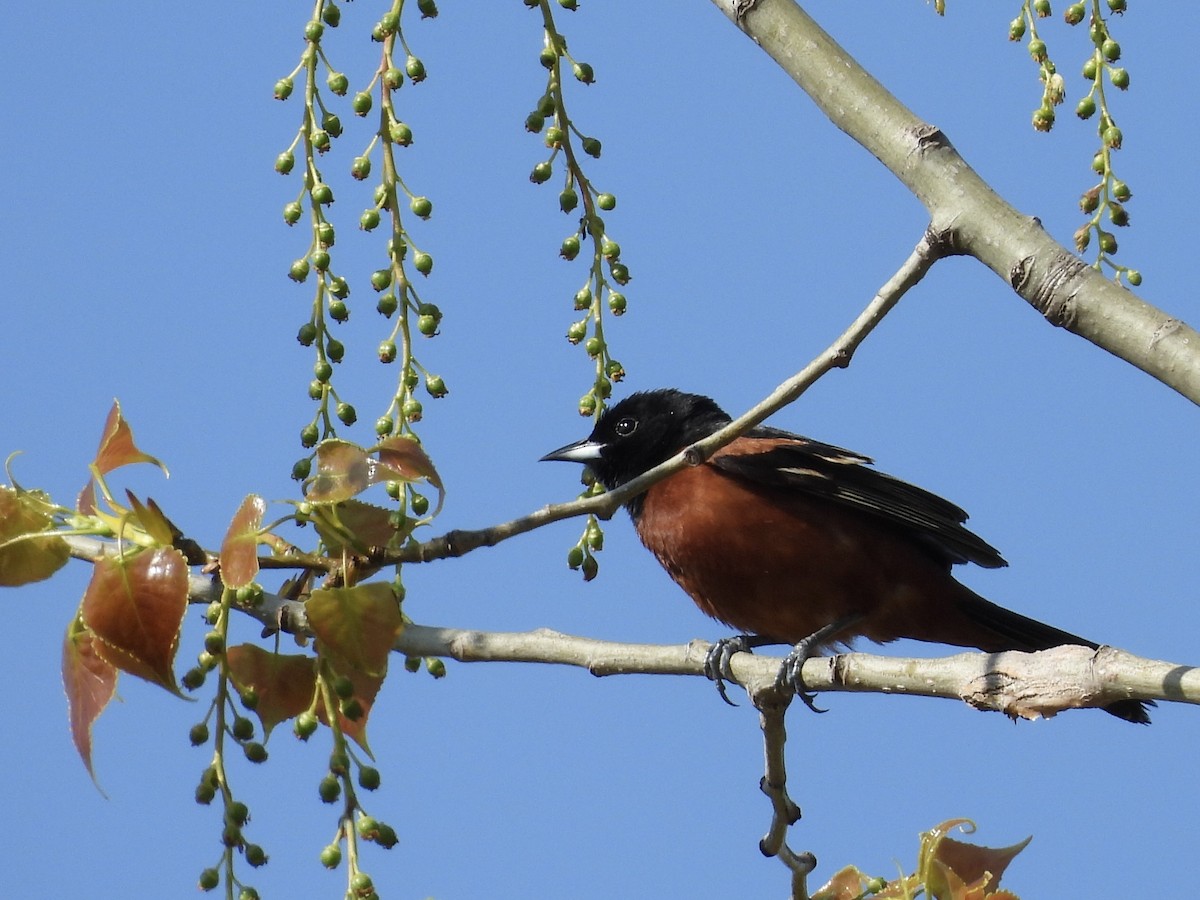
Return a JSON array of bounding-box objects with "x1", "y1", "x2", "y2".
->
[{"x1": 955, "y1": 590, "x2": 1152, "y2": 724}]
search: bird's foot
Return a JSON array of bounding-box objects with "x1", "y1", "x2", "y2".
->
[
  {"x1": 704, "y1": 635, "x2": 757, "y2": 707},
  {"x1": 775, "y1": 638, "x2": 827, "y2": 714}
]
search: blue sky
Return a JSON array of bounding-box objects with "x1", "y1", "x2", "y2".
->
[{"x1": 4, "y1": 3, "x2": 1197, "y2": 898}]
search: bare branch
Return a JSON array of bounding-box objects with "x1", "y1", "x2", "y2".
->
[{"x1": 710, "y1": 0, "x2": 1200, "y2": 405}]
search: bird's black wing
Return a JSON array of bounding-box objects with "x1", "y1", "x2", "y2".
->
[{"x1": 712, "y1": 426, "x2": 1007, "y2": 569}]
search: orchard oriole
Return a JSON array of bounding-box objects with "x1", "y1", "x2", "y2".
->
[{"x1": 542, "y1": 389, "x2": 1151, "y2": 724}]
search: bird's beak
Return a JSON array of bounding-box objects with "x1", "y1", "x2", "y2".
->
[{"x1": 539, "y1": 438, "x2": 604, "y2": 463}]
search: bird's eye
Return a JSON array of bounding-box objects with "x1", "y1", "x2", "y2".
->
[{"x1": 613, "y1": 416, "x2": 638, "y2": 437}]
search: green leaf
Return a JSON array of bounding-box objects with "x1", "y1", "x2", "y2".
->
[
  {"x1": 0, "y1": 486, "x2": 69, "y2": 586},
  {"x1": 306, "y1": 582, "x2": 402, "y2": 678}
]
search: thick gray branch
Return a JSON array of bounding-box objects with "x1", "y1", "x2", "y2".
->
[{"x1": 709, "y1": 0, "x2": 1200, "y2": 404}]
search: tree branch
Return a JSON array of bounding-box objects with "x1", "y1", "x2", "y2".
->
[
  {"x1": 710, "y1": 0, "x2": 1200, "y2": 405},
  {"x1": 65, "y1": 531, "x2": 1198, "y2": 719}
]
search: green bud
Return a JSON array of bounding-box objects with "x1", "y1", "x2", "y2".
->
[
  {"x1": 596, "y1": 192, "x2": 616, "y2": 210},
  {"x1": 581, "y1": 136, "x2": 602, "y2": 158},
  {"x1": 406, "y1": 55, "x2": 427, "y2": 82},
  {"x1": 329, "y1": 276, "x2": 349, "y2": 298},
  {"x1": 1103, "y1": 125, "x2": 1122, "y2": 149},
  {"x1": 314, "y1": 360, "x2": 333, "y2": 383},
  {"x1": 566, "y1": 321, "x2": 587, "y2": 344},
  {"x1": 544, "y1": 125, "x2": 564, "y2": 147},
  {"x1": 312, "y1": 183, "x2": 334, "y2": 205},
  {"x1": 1008, "y1": 17, "x2": 1026, "y2": 40},
  {"x1": 1101, "y1": 39, "x2": 1120, "y2": 62},
  {"x1": 584, "y1": 336, "x2": 602, "y2": 358},
  {"x1": 283, "y1": 200, "x2": 303, "y2": 225},
  {"x1": 572, "y1": 62, "x2": 594, "y2": 83},
  {"x1": 419, "y1": 0, "x2": 440, "y2": 18},
  {"x1": 291, "y1": 458, "x2": 312, "y2": 481},
  {"x1": 1111, "y1": 179, "x2": 1131, "y2": 201},
  {"x1": 370, "y1": 269, "x2": 392, "y2": 291},
  {"x1": 274, "y1": 77, "x2": 294, "y2": 101},
  {"x1": 1028, "y1": 39, "x2": 1047, "y2": 63},
  {"x1": 310, "y1": 250, "x2": 330, "y2": 271},
  {"x1": 1109, "y1": 67, "x2": 1129, "y2": 89},
  {"x1": 320, "y1": 844, "x2": 342, "y2": 869},
  {"x1": 352, "y1": 91, "x2": 372, "y2": 116},
  {"x1": 321, "y1": 113, "x2": 342, "y2": 137},
  {"x1": 410, "y1": 195, "x2": 433, "y2": 218},
  {"x1": 326, "y1": 337, "x2": 345, "y2": 362},
  {"x1": 402, "y1": 398, "x2": 424, "y2": 422},
  {"x1": 530, "y1": 161, "x2": 553, "y2": 184},
  {"x1": 304, "y1": 19, "x2": 324, "y2": 42},
  {"x1": 1098, "y1": 230, "x2": 1117, "y2": 254},
  {"x1": 574, "y1": 286, "x2": 592, "y2": 309},
  {"x1": 1032, "y1": 105, "x2": 1055, "y2": 132},
  {"x1": 293, "y1": 710, "x2": 319, "y2": 740},
  {"x1": 418, "y1": 315, "x2": 438, "y2": 336},
  {"x1": 1064, "y1": 3, "x2": 1085, "y2": 24},
  {"x1": 244, "y1": 742, "x2": 268, "y2": 764},
  {"x1": 600, "y1": 238, "x2": 620, "y2": 260},
  {"x1": 327, "y1": 71, "x2": 349, "y2": 95},
  {"x1": 351, "y1": 156, "x2": 371, "y2": 181},
  {"x1": 607, "y1": 291, "x2": 626, "y2": 315},
  {"x1": 609, "y1": 262, "x2": 630, "y2": 285},
  {"x1": 560, "y1": 235, "x2": 581, "y2": 260},
  {"x1": 358, "y1": 766, "x2": 382, "y2": 790},
  {"x1": 297, "y1": 322, "x2": 317, "y2": 346},
  {"x1": 581, "y1": 554, "x2": 599, "y2": 581},
  {"x1": 301, "y1": 421, "x2": 321, "y2": 447},
  {"x1": 376, "y1": 293, "x2": 398, "y2": 317},
  {"x1": 322, "y1": 2, "x2": 341, "y2": 26},
  {"x1": 1075, "y1": 96, "x2": 1096, "y2": 119},
  {"x1": 289, "y1": 259, "x2": 310, "y2": 283},
  {"x1": 1082, "y1": 58, "x2": 1098, "y2": 80},
  {"x1": 525, "y1": 111, "x2": 546, "y2": 133},
  {"x1": 559, "y1": 186, "x2": 579, "y2": 212},
  {"x1": 275, "y1": 151, "x2": 295, "y2": 175},
  {"x1": 389, "y1": 121, "x2": 414, "y2": 145},
  {"x1": 199, "y1": 867, "x2": 220, "y2": 891},
  {"x1": 319, "y1": 774, "x2": 341, "y2": 803},
  {"x1": 425, "y1": 374, "x2": 448, "y2": 398},
  {"x1": 1126, "y1": 269, "x2": 1141, "y2": 286},
  {"x1": 329, "y1": 299, "x2": 349, "y2": 322},
  {"x1": 336, "y1": 402, "x2": 357, "y2": 426},
  {"x1": 383, "y1": 67, "x2": 404, "y2": 90},
  {"x1": 360, "y1": 208, "x2": 381, "y2": 231},
  {"x1": 375, "y1": 416, "x2": 394, "y2": 437},
  {"x1": 414, "y1": 251, "x2": 433, "y2": 275},
  {"x1": 378, "y1": 340, "x2": 397, "y2": 363},
  {"x1": 189, "y1": 723, "x2": 210, "y2": 746},
  {"x1": 539, "y1": 47, "x2": 557, "y2": 69}
]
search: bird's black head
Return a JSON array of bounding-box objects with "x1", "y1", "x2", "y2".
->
[{"x1": 540, "y1": 389, "x2": 732, "y2": 491}]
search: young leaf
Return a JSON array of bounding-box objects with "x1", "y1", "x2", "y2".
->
[
  {"x1": 317, "y1": 649, "x2": 385, "y2": 751},
  {"x1": 219, "y1": 494, "x2": 267, "y2": 589},
  {"x1": 372, "y1": 435, "x2": 445, "y2": 514},
  {"x1": 61, "y1": 617, "x2": 118, "y2": 781},
  {"x1": 80, "y1": 547, "x2": 189, "y2": 694},
  {"x1": 0, "y1": 486, "x2": 69, "y2": 586},
  {"x1": 125, "y1": 491, "x2": 177, "y2": 546},
  {"x1": 306, "y1": 582, "x2": 403, "y2": 677},
  {"x1": 226, "y1": 644, "x2": 317, "y2": 737},
  {"x1": 312, "y1": 499, "x2": 410, "y2": 555},
  {"x1": 305, "y1": 440, "x2": 374, "y2": 503},
  {"x1": 77, "y1": 401, "x2": 167, "y2": 513}
]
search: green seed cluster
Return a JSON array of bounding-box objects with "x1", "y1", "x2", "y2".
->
[
  {"x1": 301, "y1": 663, "x2": 396, "y2": 900},
  {"x1": 523, "y1": 1, "x2": 629, "y2": 423},
  {"x1": 1008, "y1": 0, "x2": 1140, "y2": 283},
  {"x1": 523, "y1": 0, "x2": 628, "y2": 581},
  {"x1": 191, "y1": 594, "x2": 268, "y2": 899},
  {"x1": 274, "y1": 0, "x2": 449, "y2": 498}
]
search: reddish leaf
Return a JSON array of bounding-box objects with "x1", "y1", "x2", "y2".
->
[
  {"x1": 306, "y1": 582, "x2": 403, "y2": 678},
  {"x1": 62, "y1": 617, "x2": 118, "y2": 782},
  {"x1": 81, "y1": 547, "x2": 188, "y2": 694},
  {"x1": 372, "y1": 435, "x2": 444, "y2": 514},
  {"x1": 0, "y1": 486, "x2": 69, "y2": 586},
  {"x1": 812, "y1": 866, "x2": 876, "y2": 900},
  {"x1": 371, "y1": 435, "x2": 442, "y2": 488},
  {"x1": 219, "y1": 494, "x2": 267, "y2": 589},
  {"x1": 77, "y1": 401, "x2": 167, "y2": 513},
  {"x1": 226, "y1": 644, "x2": 316, "y2": 737},
  {"x1": 313, "y1": 499, "x2": 410, "y2": 555},
  {"x1": 305, "y1": 440, "x2": 374, "y2": 503},
  {"x1": 933, "y1": 834, "x2": 1031, "y2": 897}
]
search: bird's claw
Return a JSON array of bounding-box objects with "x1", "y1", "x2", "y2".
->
[
  {"x1": 775, "y1": 641, "x2": 827, "y2": 714},
  {"x1": 704, "y1": 635, "x2": 754, "y2": 707}
]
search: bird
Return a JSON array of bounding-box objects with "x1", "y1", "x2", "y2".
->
[{"x1": 541, "y1": 388, "x2": 1151, "y2": 724}]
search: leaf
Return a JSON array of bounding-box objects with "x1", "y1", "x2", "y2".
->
[
  {"x1": 226, "y1": 644, "x2": 316, "y2": 738},
  {"x1": 219, "y1": 494, "x2": 267, "y2": 589},
  {"x1": 306, "y1": 582, "x2": 403, "y2": 677},
  {"x1": 125, "y1": 491, "x2": 176, "y2": 546},
  {"x1": 77, "y1": 401, "x2": 167, "y2": 513},
  {"x1": 81, "y1": 547, "x2": 189, "y2": 694},
  {"x1": 0, "y1": 486, "x2": 69, "y2": 586},
  {"x1": 61, "y1": 617, "x2": 119, "y2": 783},
  {"x1": 811, "y1": 866, "x2": 877, "y2": 900},
  {"x1": 317, "y1": 649, "x2": 385, "y2": 752},
  {"x1": 918, "y1": 819, "x2": 1030, "y2": 900},
  {"x1": 305, "y1": 437, "x2": 445, "y2": 512},
  {"x1": 305, "y1": 440, "x2": 374, "y2": 503},
  {"x1": 371, "y1": 435, "x2": 444, "y2": 514},
  {"x1": 312, "y1": 499, "x2": 411, "y2": 556}
]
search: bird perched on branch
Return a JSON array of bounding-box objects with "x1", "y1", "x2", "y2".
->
[{"x1": 542, "y1": 388, "x2": 1150, "y2": 724}]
